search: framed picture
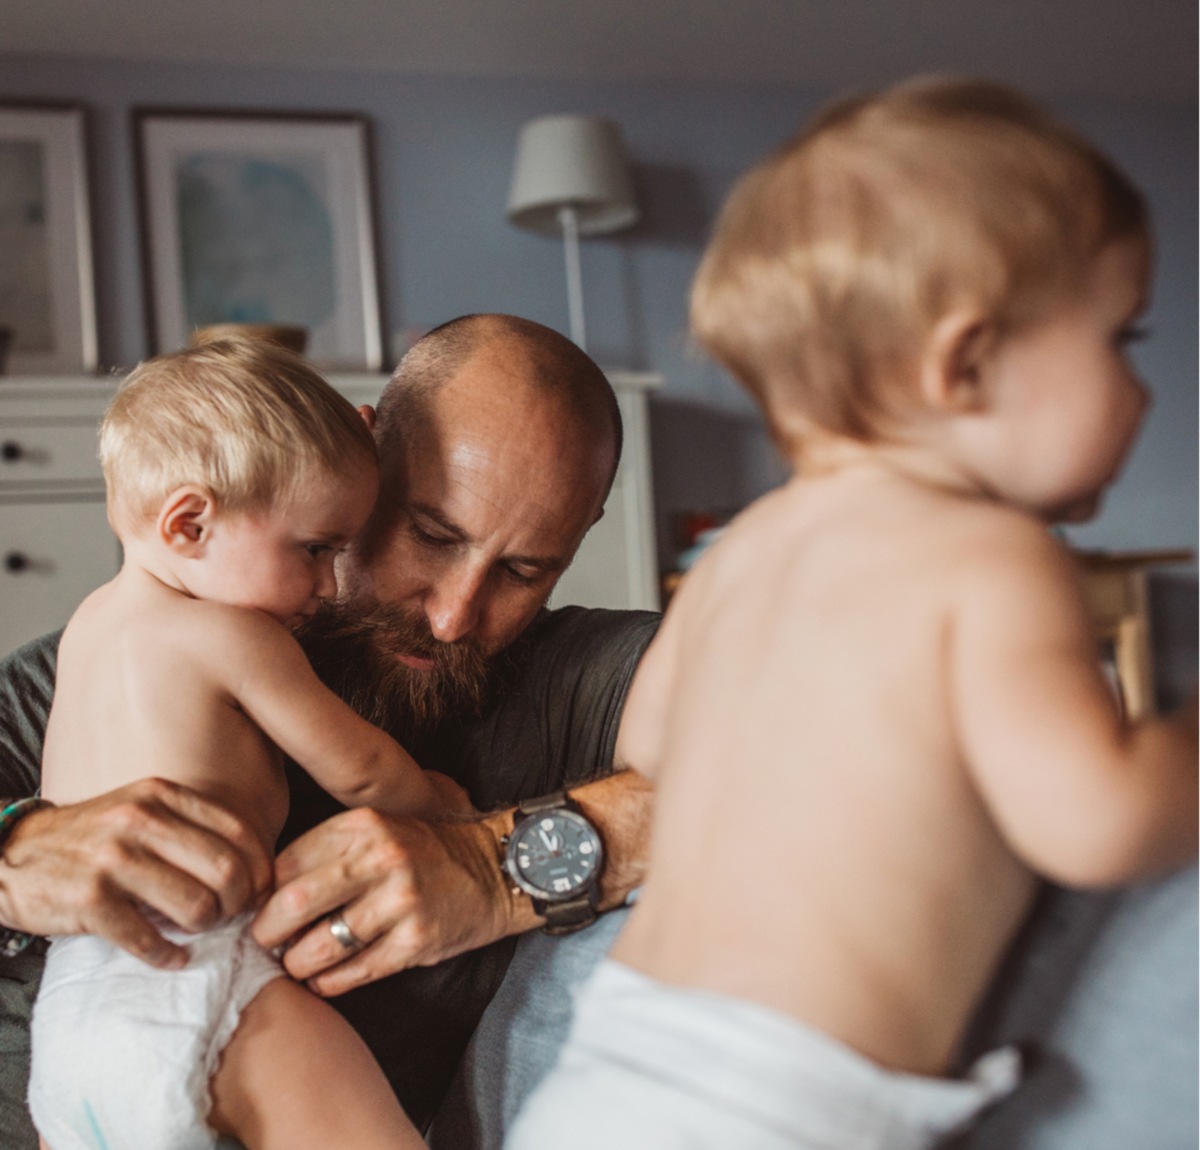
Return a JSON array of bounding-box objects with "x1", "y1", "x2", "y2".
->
[
  {"x1": 0, "y1": 104, "x2": 98, "y2": 374},
  {"x1": 134, "y1": 109, "x2": 384, "y2": 371}
]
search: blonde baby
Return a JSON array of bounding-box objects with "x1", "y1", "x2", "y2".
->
[
  {"x1": 30, "y1": 340, "x2": 468, "y2": 1150},
  {"x1": 511, "y1": 77, "x2": 1197, "y2": 1150}
]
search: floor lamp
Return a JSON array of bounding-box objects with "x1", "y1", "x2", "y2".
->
[{"x1": 506, "y1": 115, "x2": 639, "y2": 353}]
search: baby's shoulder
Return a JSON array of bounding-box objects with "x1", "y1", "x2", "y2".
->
[
  {"x1": 99, "y1": 593, "x2": 294, "y2": 678},
  {"x1": 939, "y1": 498, "x2": 1067, "y2": 568},
  {"x1": 174, "y1": 599, "x2": 294, "y2": 657},
  {"x1": 933, "y1": 501, "x2": 1082, "y2": 626}
]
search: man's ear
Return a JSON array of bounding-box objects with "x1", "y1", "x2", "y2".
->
[
  {"x1": 358, "y1": 404, "x2": 377, "y2": 432},
  {"x1": 157, "y1": 486, "x2": 215, "y2": 556},
  {"x1": 919, "y1": 309, "x2": 993, "y2": 414}
]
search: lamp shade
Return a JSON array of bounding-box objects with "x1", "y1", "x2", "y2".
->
[{"x1": 507, "y1": 115, "x2": 639, "y2": 237}]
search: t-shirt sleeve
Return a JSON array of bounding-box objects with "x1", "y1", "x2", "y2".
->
[
  {"x1": 443, "y1": 607, "x2": 660, "y2": 811},
  {"x1": 0, "y1": 631, "x2": 60, "y2": 800},
  {"x1": 0, "y1": 634, "x2": 60, "y2": 1148}
]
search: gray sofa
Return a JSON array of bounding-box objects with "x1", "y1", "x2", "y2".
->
[
  {"x1": 429, "y1": 867, "x2": 1198, "y2": 1149},
  {"x1": 431, "y1": 573, "x2": 1198, "y2": 1148}
]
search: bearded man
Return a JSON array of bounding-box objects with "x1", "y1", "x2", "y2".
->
[
  {"x1": 2, "y1": 315, "x2": 1193, "y2": 1150},
  {"x1": 0, "y1": 314, "x2": 659, "y2": 1143}
]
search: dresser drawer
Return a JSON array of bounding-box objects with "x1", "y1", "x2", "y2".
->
[
  {"x1": 0, "y1": 421, "x2": 105, "y2": 489},
  {"x1": 0, "y1": 498, "x2": 121, "y2": 654}
]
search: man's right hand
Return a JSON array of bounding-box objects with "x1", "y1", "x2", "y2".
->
[{"x1": 0, "y1": 778, "x2": 272, "y2": 969}]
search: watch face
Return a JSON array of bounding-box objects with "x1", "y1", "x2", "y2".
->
[{"x1": 506, "y1": 809, "x2": 603, "y2": 902}]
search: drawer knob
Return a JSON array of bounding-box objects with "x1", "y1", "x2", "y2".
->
[
  {"x1": 4, "y1": 552, "x2": 30, "y2": 574},
  {"x1": 1, "y1": 441, "x2": 23, "y2": 462}
]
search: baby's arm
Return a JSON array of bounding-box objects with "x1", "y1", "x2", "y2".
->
[
  {"x1": 953, "y1": 520, "x2": 1196, "y2": 886},
  {"x1": 213, "y1": 611, "x2": 473, "y2": 820}
]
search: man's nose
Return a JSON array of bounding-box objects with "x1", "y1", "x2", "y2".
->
[
  {"x1": 315, "y1": 562, "x2": 339, "y2": 602},
  {"x1": 425, "y1": 566, "x2": 487, "y2": 644}
]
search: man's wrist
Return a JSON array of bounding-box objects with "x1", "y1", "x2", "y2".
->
[
  {"x1": 569, "y1": 771, "x2": 652, "y2": 912},
  {"x1": 0, "y1": 797, "x2": 53, "y2": 956},
  {"x1": 477, "y1": 808, "x2": 545, "y2": 938}
]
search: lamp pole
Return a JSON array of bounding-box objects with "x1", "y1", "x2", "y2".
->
[{"x1": 558, "y1": 204, "x2": 587, "y2": 352}]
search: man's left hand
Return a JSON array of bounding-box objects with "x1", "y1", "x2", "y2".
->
[{"x1": 251, "y1": 807, "x2": 517, "y2": 996}]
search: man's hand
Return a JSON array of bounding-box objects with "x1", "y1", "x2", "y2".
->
[
  {"x1": 0, "y1": 778, "x2": 272, "y2": 969},
  {"x1": 252, "y1": 807, "x2": 517, "y2": 996},
  {"x1": 253, "y1": 769, "x2": 654, "y2": 997}
]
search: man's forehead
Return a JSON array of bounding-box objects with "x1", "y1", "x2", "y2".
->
[
  {"x1": 427, "y1": 364, "x2": 604, "y2": 487},
  {"x1": 402, "y1": 433, "x2": 591, "y2": 554}
]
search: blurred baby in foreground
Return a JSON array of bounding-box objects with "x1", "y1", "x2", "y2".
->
[{"x1": 510, "y1": 76, "x2": 1197, "y2": 1150}]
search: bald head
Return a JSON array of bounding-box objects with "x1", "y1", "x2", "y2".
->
[
  {"x1": 374, "y1": 314, "x2": 623, "y2": 504},
  {"x1": 340, "y1": 315, "x2": 624, "y2": 658}
]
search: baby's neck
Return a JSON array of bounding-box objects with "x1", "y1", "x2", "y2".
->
[
  {"x1": 116, "y1": 537, "x2": 195, "y2": 600},
  {"x1": 792, "y1": 435, "x2": 995, "y2": 505}
]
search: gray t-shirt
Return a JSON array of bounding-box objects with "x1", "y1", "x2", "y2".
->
[{"x1": 0, "y1": 605, "x2": 659, "y2": 1142}]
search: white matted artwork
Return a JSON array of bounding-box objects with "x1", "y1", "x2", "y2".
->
[
  {"x1": 0, "y1": 104, "x2": 98, "y2": 373},
  {"x1": 135, "y1": 110, "x2": 384, "y2": 370}
]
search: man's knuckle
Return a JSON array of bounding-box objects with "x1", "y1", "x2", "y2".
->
[
  {"x1": 342, "y1": 807, "x2": 386, "y2": 835},
  {"x1": 209, "y1": 851, "x2": 241, "y2": 888},
  {"x1": 176, "y1": 886, "x2": 219, "y2": 928},
  {"x1": 402, "y1": 919, "x2": 433, "y2": 953},
  {"x1": 368, "y1": 884, "x2": 411, "y2": 926},
  {"x1": 133, "y1": 776, "x2": 174, "y2": 805},
  {"x1": 77, "y1": 873, "x2": 113, "y2": 911},
  {"x1": 277, "y1": 883, "x2": 314, "y2": 919},
  {"x1": 364, "y1": 837, "x2": 410, "y2": 874},
  {"x1": 108, "y1": 797, "x2": 159, "y2": 837},
  {"x1": 126, "y1": 934, "x2": 161, "y2": 964},
  {"x1": 91, "y1": 839, "x2": 133, "y2": 875}
]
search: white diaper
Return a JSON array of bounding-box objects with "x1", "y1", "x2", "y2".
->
[
  {"x1": 29, "y1": 912, "x2": 283, "y2": 1150},
  {"x1": 508, "y1": 960, "x2": 1021, "y2": 1150}
]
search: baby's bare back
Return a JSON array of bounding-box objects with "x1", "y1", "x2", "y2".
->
[
  {"x1": 614, "y1": 472, "x2": 1038, "y2": 1075},
  {"x1": 42, "y1": 571, "x2": 289, "y2": 852}
]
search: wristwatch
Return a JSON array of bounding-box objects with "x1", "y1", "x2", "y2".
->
[{"x1": 502, "y1": 791, "x2": 604, "y2": 935}]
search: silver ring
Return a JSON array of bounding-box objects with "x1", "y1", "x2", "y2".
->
[{"x1": 328, "y1": 911, "x2": 364, "y2": 952}]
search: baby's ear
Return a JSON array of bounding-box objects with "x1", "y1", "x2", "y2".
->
[
  {"x1": 158, "y1": 486, "x2": 215, "y2": 556},
  {"x1": 918, "y1": 308, "x2": 993, "y2": 414}
]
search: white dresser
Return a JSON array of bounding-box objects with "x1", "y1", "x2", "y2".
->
[{"x1": 0, "y1": 371, "x2": 661, "y2": 656}]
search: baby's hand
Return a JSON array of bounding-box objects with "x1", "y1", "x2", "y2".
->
[{"x1": 424, "y1": 771, "x2": 479, "y2": 819}]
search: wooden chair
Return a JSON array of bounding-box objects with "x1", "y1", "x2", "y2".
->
[{"x1": 1073, "y1": 549, "x2": 1193, "y2": 720}]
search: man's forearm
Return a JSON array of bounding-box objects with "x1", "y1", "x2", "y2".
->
[{"x1": 257, "y1": 768, "x2": 655, "y2": 994}]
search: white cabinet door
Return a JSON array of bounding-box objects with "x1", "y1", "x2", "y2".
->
[
  {"x1": 549, "y1": 377, "x2": 661, "y2": 613},
  {"x1": 0, "y1": 499, "x2": 121, "y2": 654},
  {"x1": 551, "y1": 479, "x2": 637, "y2": 611}
]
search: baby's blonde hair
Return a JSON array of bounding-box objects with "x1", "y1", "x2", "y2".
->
[
  {"x1": 100, "y1": 339, "x2": 377, "y2": 533},
  {"x1": 690, "y1": 76, "x2": 1148, "y2": 447}
]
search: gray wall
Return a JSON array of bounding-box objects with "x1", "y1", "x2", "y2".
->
[{"x1": 1, "y1": 53, "x2": 1195, "y2": 571}]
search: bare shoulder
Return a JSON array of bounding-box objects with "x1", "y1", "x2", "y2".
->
[
  {"x1": 182, "y1": 600, "x2": 298, "y2": 657},
  {"x1": 937, "y1": 501, "x2": 1088, "y2": 633},
  {"x1": 158, "y1": 600, "x2": 305, "y2": 692},
  {"x1": 945, "y1": 501, "x2": 1075, "y2": 582}
]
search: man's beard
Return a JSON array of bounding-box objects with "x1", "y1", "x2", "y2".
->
[{"x1": 296, "y1": 600, "x2": 493, "y2": 748}]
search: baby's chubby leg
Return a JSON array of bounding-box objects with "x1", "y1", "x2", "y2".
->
[{"x1": 209, "y1": 977, "x2": 424, "y2": 1150}]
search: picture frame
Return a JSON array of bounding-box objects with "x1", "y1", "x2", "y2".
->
[
  {"x1": 134, "y1": 109, "x2": 384, "y2": 371},
  {"x1": 0, "y1": 103, "x2": 98, "y2": 374}
]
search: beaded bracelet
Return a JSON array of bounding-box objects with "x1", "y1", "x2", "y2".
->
[{"x1": 0, "y1": 796, "x2": 52, "y2": 958}]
